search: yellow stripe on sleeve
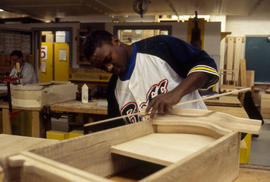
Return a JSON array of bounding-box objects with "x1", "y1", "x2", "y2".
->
[{"x1": 189, "y1": 66, "x2": 218, "y2": 74}]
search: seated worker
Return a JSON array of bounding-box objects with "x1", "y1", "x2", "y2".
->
[
  {"x1": 83, "y1": 30, "x2": 219, "y2": 123},
  {"x1": 9, "y1": 50, "x2": 38, "y2": 84}
]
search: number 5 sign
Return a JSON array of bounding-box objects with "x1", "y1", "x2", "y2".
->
[{"x1": 41, "y1": 45, "x2": 48, "y2": 60}]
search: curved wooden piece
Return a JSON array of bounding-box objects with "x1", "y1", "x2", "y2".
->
[{"x1": 152, "y1": 108, "x2": 261, "y2": 135}]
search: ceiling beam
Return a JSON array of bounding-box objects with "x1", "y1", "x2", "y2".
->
[
  {"x1": 165, "y1": 0, "x2": 179, "y2": 16},
  {"x1": 0, "y1": 4, "x2": 81, "y2": 8},
  {"x1": 248, "y1": 0, "x2": 264, "y2": 16}
]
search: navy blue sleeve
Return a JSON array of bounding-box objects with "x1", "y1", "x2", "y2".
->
[{"x1": 135, "y1": 35, "x2": 219, "y2": 89}]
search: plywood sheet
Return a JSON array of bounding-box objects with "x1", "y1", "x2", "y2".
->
[{"x1": 111, "y1": 133, "x2": 215, "y2": 166}]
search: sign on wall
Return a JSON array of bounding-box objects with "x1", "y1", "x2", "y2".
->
[{"x1": 41, "y1": 45, "x2": 48, "y2": 60}]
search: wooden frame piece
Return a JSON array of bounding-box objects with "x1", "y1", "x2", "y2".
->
[{"x1": 2, "y1": 109, "x2": 261, "y2": 182}]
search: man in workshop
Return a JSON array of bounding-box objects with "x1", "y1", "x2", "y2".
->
[
  {"x1": 9, "y1": 50, "x2": 38, "y2": 84},
  {"x1": 83, "y1": 30, "x2": 219, "y2": 123}
]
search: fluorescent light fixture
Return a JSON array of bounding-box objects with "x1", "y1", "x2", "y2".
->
[
  {"x1": 0, "y1": 9, "x2": 4, "y2": 12},
  {"x1": 171, "y1": 15, "x2": 178, "y2": 19}
]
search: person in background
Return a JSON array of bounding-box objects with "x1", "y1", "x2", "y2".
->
[
  {"x1": 83, "y1": 30, "x2": 219, "y2": 123},
  {"x1": 9, "y1": 50, "x2": 37, "y2": 84}
]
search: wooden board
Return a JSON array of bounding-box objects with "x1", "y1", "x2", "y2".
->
[
  {"x1": 233, "y1": 37, "x2": 243, "y2": 85},
  {"x1": 50, "y1": 99, "x2": 107, "y2": 115},
  {"x1": 240, "y1": 59, "x2": 247, "y2": 87},
  {"x1": 226, "y1": 37, "x2": 234, "y2": 82},
  {"x1": 111, "y1": 133, "x2": 216, "y2": 166},
  {"x1": 204, "y1": 96, "x2": 241, "y2": 107},
  {"x1": 153, "y1": 109, "x2": 260, "y2": 135},
  {"x1": 246, "y1": 70, "x2": 255, "y2": 87}
]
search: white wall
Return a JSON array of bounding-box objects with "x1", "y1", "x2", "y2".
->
[
  {"x1": 204, "y1": 23, "x2": 221, "y2": 71},
  {"x1": 226, "y1": 16, "x2": 270, "y2": 36}
]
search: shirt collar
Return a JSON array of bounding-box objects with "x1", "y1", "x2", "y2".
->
[{"x1": 119, "y1": 44, "x2": 137, "y2": 81}]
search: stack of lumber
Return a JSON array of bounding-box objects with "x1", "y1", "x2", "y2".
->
[{"x1": 220, "y1": 36, "x2": 255, "y2": 91}]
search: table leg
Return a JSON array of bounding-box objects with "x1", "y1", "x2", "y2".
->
[
  {"x1": 31, "y1": 111, "x2": 40, "y2": 137},
  {"x1": 2, "y1": 108, "x2": 11, "y2": 134}
]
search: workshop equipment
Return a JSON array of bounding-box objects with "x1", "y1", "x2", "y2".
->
[{"x1": 2, "y1": 108, "x2": 261, "y2": 182}]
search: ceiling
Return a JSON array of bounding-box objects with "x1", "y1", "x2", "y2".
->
[{"x1": 0, "y1": 0, "x2": 269, "y2": 21}]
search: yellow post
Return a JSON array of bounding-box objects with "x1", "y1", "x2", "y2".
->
[{"x1": 54, "y1": 43, "x2": 69, "y2": 81}]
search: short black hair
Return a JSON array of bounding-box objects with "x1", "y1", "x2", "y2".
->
[
  {"x1": 83, "y1": 30, "x2": 113, "y2": 60},
  {"x1": 10, "y1": 50, "x2": 23, "y2": 58}
]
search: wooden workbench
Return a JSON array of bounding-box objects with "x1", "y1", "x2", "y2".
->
[
  {"x1": 0, "y1": 101, "x2": 42, "y2": 137},
  {"x1": 0, "y1": 99, "x2": 108, "y2": 138},
  {"x1": 205, "y1": 95, "x2": 247, "y2": 118},
  {"x1": 204, "y1": 95, "x2": 242, "y2": 107}
]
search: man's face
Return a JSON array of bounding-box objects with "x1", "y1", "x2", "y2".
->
[
  {"x1": 10, "y1": 55, "x2": 22, "y2": 65},
  {"x1": 89, "y1": 39, "x2": 128, "y2": 75}
]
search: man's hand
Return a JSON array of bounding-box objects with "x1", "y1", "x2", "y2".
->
[
  {"x1": 145, "y1": 72, "x2": 209, "y2": 119},
  {"x1": 145, "y1": 91, "x2": 181, "y2": 118}
]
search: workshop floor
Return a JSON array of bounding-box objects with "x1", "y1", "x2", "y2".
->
[{"x1": 250, "y1": 119, "x2": 270, "y2": 166}]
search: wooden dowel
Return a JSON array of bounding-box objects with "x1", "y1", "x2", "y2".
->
[
  {"x1": 84, "y1": 87, "x2": 251, "y2": 127},
  {"x1": 84, "y1": 112, "x2": 141, "y2": 127}
]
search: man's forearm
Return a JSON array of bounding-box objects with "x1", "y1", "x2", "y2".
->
[{"x1": 170, "y1": 72, "x2": 209, "y2": 101}]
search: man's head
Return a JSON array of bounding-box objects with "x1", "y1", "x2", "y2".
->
[
  {"x1": 83, "y1": 30, "x2": 131, "y2": 75},
  {"x1": 10, "y1": 50, "x2": 23, "y2": 64}
]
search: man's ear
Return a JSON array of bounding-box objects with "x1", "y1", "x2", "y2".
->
[{"x1": 112, "y1": 37, "x2": 120, "y2": 46}]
